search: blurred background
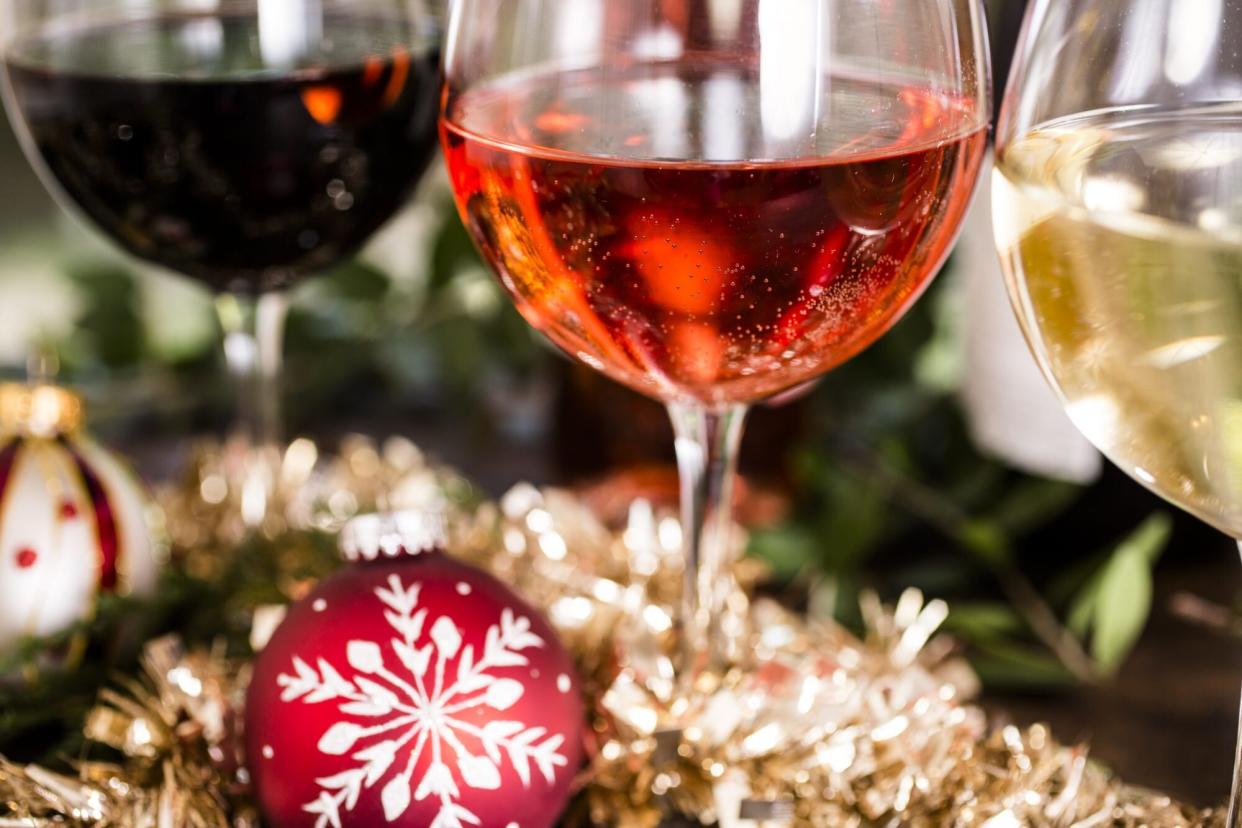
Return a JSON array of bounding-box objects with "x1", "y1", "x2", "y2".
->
[{"x1": 0, "y1": 0, "x2": 1236, "y2": 807}]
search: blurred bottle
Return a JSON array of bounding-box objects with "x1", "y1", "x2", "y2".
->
[{"x1": 959, "y1": 0, "x2": 1101, "y2": 483}]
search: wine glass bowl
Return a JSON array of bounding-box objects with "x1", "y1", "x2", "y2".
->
[
  {"x1": 1, "y1": 0, "x2": 440, "y2": 295},
  {"x1": 0, "y1": 0, "x2": 441, "y2": 528},
  {"x1": 443, "y1": 0, "x2": 990, "y2": 678},
  {"x1": 441, "y1": 2, "x2": 990, "y2": 406},
  {"x1": 993, "y1": 0, "x2": 1242, "y2": 820},
  {"x1": 997, "y1": 109, "x2": 1242, "y2": 537},
  {"x1": 443, "y1": 68, "x2": 986, "y2": 404}
]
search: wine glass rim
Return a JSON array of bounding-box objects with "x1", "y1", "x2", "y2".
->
[
  {"x1": 444, "y1": 58, "x2": 989, "y2": 169},
  {"x1": 442, "y1": 118, "x2": 989, "y2": 171},
  {"x1": 0, "y1": 6, "x2": 439, "y2": 81},
  {"x1": 997, "y1": 100, "x2": 1242, "y2": 156},
  {"x1": 1, "y1": 2, "x2": 438, "y2": 57},
  {"x1": 1027, "y1": 100, "x2": 1242, "y2": 131}
]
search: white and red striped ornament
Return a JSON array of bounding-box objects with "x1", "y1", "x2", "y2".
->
[{"x1": 0, "y1": 383, "x2": 158, "y2": 655}]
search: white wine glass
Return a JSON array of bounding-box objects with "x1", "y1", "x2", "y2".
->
[{"x1": 994, "y1": 0, "x2": 1242, "y2": 819}]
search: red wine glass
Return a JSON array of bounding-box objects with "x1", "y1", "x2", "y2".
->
[
  {"x1": 0, "y1": 0, "x2": 440, "y2": 528},
  {"x1": 441, "y1": 1, "x2": 991, "y2": 684}
]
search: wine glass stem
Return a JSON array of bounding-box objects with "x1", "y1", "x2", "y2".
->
[
  {"x1": 669, "y1": 401, "x2": 749, "y2": 684},
  {"x1": 1230, "y1": 541, "x2": 1242, "y2": 827},
  {"x1": 215, "y1": 290, "x2": 289, "y2": 528}
]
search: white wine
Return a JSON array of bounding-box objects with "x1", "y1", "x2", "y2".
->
[{"x1": 994, "y1": 106, "x2": 1242, "y2": 536}]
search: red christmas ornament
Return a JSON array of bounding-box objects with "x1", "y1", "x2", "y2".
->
[{"x1": 247, "y1": 512, "x2": 585, "y2": 828}]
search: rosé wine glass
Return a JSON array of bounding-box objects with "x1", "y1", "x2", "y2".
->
[{"x1": 441, "y1": 0, "x2": 991, "y2": 684}]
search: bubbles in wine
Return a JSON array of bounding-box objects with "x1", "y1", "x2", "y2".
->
[{"x1": 443, "y1": 62, "x2": 986, "y2": 404}]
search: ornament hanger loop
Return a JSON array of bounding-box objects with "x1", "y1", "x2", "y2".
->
[
  {"x1": 0, "y1": 383, "x2": 84, "y2": 439},
  {"x1": 339, "y1": 510, "x2": 447, "y2": 562}
]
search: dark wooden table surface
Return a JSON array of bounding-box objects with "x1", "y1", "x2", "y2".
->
[{"x1": 986, "y1": 557, "x2": 1241, "y2": 809}]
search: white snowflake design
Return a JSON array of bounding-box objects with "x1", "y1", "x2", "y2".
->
[{"x1": 275, "y1": 575, "x2": 569, "y2": 828}]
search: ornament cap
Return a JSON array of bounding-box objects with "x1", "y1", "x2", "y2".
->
[
  {"x1": 0, "y1": 383, "x2": 84, "y2": 438},
  {"x1": 339, "y1": 510, "x2": 447, "y2": 563}
]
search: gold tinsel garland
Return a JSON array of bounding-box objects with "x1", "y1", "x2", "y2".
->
[
  {"x1": 0, "y1": 637, "x2": 252, "y2": 828},
  {"x1": 0, "y1": 437, "x2": 1224, "y2": 827}
]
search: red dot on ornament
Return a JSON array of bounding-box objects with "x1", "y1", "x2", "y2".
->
[
  {"x1": 59, "y1": 501, "x2": 79, "y2": 520},
  {"x1": 14, "y1": 547, "x2": 38, "y2": 569}
]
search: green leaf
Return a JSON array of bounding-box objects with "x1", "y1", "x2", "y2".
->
[
  {"x1": 1047, "y1": 548, "x2": 1110, "y2": 609},
  {"x1": 748, "y1": 525, "x2": 817, "y2": 581},
  {"x1": 985, "y1": 478, "x2": 1082, "y2": 537},
  {"x1": 321, "y1": 260, "x2": 391, "y2": 302},
  {"x1": 891, "y1": 557, "x2": 978, "y2": 595},
  {"x1": 1119, "y1": 511, "x2": 1174, "y2": 566},
  {"x1": 913, "y1": 269, "x2": 966, "y2": 392},
  {"x1": 1090, "y1": 544, "x2": 1153, "y2": 672},
  {"x1": 815, "y1": 472, "x2": 890, "y2": 571},
  {"x1": 957, "y1": 519, "x2": 1012, "y2": 568},
  {"x1": 1064, "y1": 513, "x2": 1172, "y2": 675},
  {"x1": 67, "y1": 264, "x2": 146, "y2": 369},
  {"x1": 944, "y1": 602, "x2": 1026, "y2": 643},
  {"x1": 430, "y1": 194, "x2": 485, "y2": 289},
  {"x1": 1089, "y1": 513, "x2": 1172, "y2": 673},
  {"x1": 969, "y1": 638, "x2": 1076, "y2": 690},
  {"x1": 1066, "y1": 571, "x2": 1101, "y2": 639}
]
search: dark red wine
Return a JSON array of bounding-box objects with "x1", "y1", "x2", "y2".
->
[
  {"x1": 3, "y1": 14, "x2": 440, "y2": 293},
  {"x1": 443, "y1": 65, "x2": 986, "y2": 403}
]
